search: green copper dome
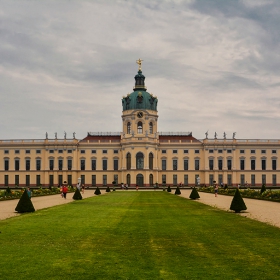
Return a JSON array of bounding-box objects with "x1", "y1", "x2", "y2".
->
[{"x1": 122, "y1": 68, "x2": 158, "y2": 111}]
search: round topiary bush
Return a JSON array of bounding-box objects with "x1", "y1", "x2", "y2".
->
[
  {"x1": 167, "y1": 186, "x2": 171, "y2": 192},
  {"x1": 189, "y1": 187, "x2": 200, "y2": 199},
  {"x1": 73, "y1": 189, "x2": 83, "y2": 200},
  {"x1": 230, "y1": 188, "x2": 247, "y2": 213},
  {"x1": 15, "y1": 189, "x2": 35, "y2": 213},
  {"x1": 94, "y1": 187, "x2": 101, "y2": 195},
  {"x1": 175, "y1": 186, "x2": 181, "y2": 195},
  {"x1": 106, "y1": 186, "x2": 111, "y2": 193}
]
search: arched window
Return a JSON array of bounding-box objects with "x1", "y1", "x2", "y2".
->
[
  {"x1": 149, "y1": 122, "x2": 153, "y2": 134},
  {"x1": 126, "y1": 153, "x2": 131, "y2": 170},
  {"x1": 127, "y1": 122, "x2": 131, "y2": 134},
  {"x1": 136, "y1": 152, "x2": 144, "y2": 169},
  {"x1": 137, "y1": 121, "x2": 143, "y2": 134},
  {"x1": 149, "y1": 152, "x2": 153, "y2": 170}
]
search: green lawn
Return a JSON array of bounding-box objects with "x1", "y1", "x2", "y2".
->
[{"x1": 1, "y1": 192, "x2": 280, "y2": 279}]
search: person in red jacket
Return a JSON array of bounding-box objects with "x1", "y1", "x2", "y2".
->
[{"x1": 62, "y1": 181, "x2": 68, "y2": 199}]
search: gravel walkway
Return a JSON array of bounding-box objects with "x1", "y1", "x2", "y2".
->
[{"x1": 1, "y1": 189, "x2": 280, "y2": 228}]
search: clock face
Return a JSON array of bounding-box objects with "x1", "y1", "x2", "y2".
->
[{"x1": 137, "y1": 112, "x2": 143, "y2": 118}]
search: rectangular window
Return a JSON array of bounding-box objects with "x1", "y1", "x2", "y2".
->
[
  {"x1": 173, "y1": 174, "x2": 177, "y2": 186},
  {"x1": 15, "y1": 175, "x2": 19, "y2": 186},
  {"x1": 272, "y1": 150, "x2": 277, "y2": 154},
  {"x1": 240, "y1": 150, "x2": 245, "y2": 154},
  {"x1": 26, "y1": 175, "x2": 30, "y2": 187},
  {"x1": 251, "y1": 150, "x2": 255, "y2": 154},
  {"x1": 173, "y1": 150, "x2": 177, "y2": 154},
  {"x1": 195, "y1": 159, "x2": 199, "y2": 170},
  {"x1": 68, "y1": 159, "x2": 72, "y2": 171},
  {"x1": 114, "y1": 159, "x2": 118, "y2": 170},
  {"x1": 184, "y1": 174, "x2": 188, "y2": 186},
  {"x1": 162, "y1": 150, "x2": 166, "y2": 154},
  {"x1": 218, "y1": 150, "x2": 223, "y2": 153},
  {"x1": 227, "y1": 159, "x2": 232, "y2": 170},
  {"x1": 58, "y1": 150, "x2": 63, "y2": 154},
  {"x1": 49, "y1": 150, "x2": 54, "y2": 153},
  {"x1": 218, "y1": 159, "x2": 223, "y2": 170},
  {"x1": 5, "y1": 175, "x2": 9, "y2": 186},
  {"x1": 103, "y1": 175, "x2": 107, "y2": 186},
  {"x1": 68, "y1": 175, "x2": 72, "y2": 186},
  {"x1": 49, "y1": 175, "x2": 54, "y2": 187},
  {"x1": 80, "y1": 150, "x2": 85, "y2": 154},
  {"x1": 162, "y1": 159, "x2": 166, "y2": 170},
  {"x1": 262, "y1": 174, "x2": 266, "y2": 185},
  {"x1": 184, "y1": 159, "x2": 188, "y2": 170},
  {"x1": 58, "y1": 175, "x2": 63, "y2": 186},
  {"x1": 36, "y1": 150, "x2": 41, "y2": 154},
  {"x1": 162, "y1": 174, "x2": 166, "y2": 185},
  {"x1": 195, "y1": 150, "x2": 199, "y2": 154},
  {"x1": 209, "y1": 150, "x2": 214, "y2": 153},
  {"x1": 251, "y1": 174, "x2": 255, "y2": 186},
  {"x1": 209, "y1": 159, "x2": 214, "y2": 170},
  {"x1": 49, "y1": 159, "x2": 54, "y2": 170},
  {"x1": 36, "y1": 159, "x2": 41, "y2": 171},
  {"x1": 103, "y1": 159, "x2": 107, "y2": 170},
  {"x1": 26, "y1": 150, "x2": 30, "y2": 154},
  {"x1": 218, "y1": 174, "x2": 223, "y2": 186},
  {"x1": 4, "y1": 150, "x2": 9, "y2": 154},
  {"x1": 15, "y1": 159, "x2": 20, "y2": 171},
  {"x1": 209, "y1": 174, "x2": 214, "y2": 186},
  {"x1": 36, "y1": 175, "x2": 41, "y2": 186},
  {"x1": 67, "y1": 150, "x2": 72, "y2": 153},
  {"x1": 81, "y1": 175, "x2": 85, "y2": 185},
  {"x1": 240, "y1": 174, "x2": 245, "y2": 185},
  {"x1": 5, "y1": 159, "x2": 9, "y2": 171},
  {"x1": 227, "y1": 174, "x2": 232, "y2": 186},
  {"x1": 272, "y1": 159, "x2": 277, "y2": 170},
  {"x1": 227, "y1": 150, "x2": 232, "y2": 153},
  {"x1": 240, "y1": 159, "x2": 245, "y2": 170},
  {"x1": 114, "y1": 150, "x2": 118, "y2": 154},
  {"x1": 58, "y1": 159, "x2": 63, "y2": 171},
  {"x1": 81, "y1": 159, "x2": 85, "y2": 170},
  {"x1": 92, "y1": 150, "x2": 96, "y2": 154},
  {"x1": 102, "y1": 150, "x2": 107, "y2": 154},
  {"x1": 184, "y1": 150, "x2": 188, "y2": 154},
  {"x1": 251, "y1": 159, "x2": 255, "y2": 170},
  {"x1": 261, "y1": 150, "x2": 266, "y2": 154},
  {"x1": 114, "y1": 174, "x2": 118, "y2": 185},
  {"x1": 173, "y1": 159, "x2": 177, "y2": 170},
  {"x1": 272, "y1": 174, "x2": 277, "y2": 186},
  {"x1": 91, "y1": 159, "x2": 96, "y2": 170},
  {"x1": 15, "y1": 150, "x2": 20, "y2": 154},
  {"x1": 26, "y1": 159, "x2": 30, "y2": 171},
  {"x1": 92, "y1": 175, "x2": 96, "y2": 186},
  {"x1": 261, "y1": 159, "x2": 266, "y2": 170}
]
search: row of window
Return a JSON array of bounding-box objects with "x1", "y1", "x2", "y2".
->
[
  {"x1": 127, "y1": 122, "x2": 154, "y2": 134},
  {"x1": 3, "y1": 149, "x2": 119, "y2": 154}
]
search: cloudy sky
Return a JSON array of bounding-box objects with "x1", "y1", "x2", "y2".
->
[{"x1": 1, "y1": 0, "x2": 280, "y2": 140}]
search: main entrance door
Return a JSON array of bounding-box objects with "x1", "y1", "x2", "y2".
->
[{"x1": 136, "y1": 174, "x2": 144, "y2": 187}]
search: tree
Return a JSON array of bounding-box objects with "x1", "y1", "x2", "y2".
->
[
  {"x1": 106, "y1": 186, "x2": 111, "y2": 193},
  {"x1": 15, "y1": 189, "x2": 35, "y2": 213},
  {"x1": 175, "y1": 186, "x2": 181, "y2": 195},
  {"x1": 260, "y1": 184, "x2": 266, "y2": 194},
  {"x1": 167, "y1": 185, "x2": 171, "y2": 192},
  {"x1": 94, "y1": 187, "x2": 101, "y2": 195},
  {"x1": 230, "y1": 188, "x2": 247, "y2": 213},
  {"x1": 189, "y1": 187, "x2": 200, "y2": 199},
  {"x1": 73, "y1": 189, "x2": 83, "y2": 200}
]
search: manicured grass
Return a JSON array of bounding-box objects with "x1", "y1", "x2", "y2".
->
[{"x1": 1, "y1": 192, "x2": 280, "y2": 279}]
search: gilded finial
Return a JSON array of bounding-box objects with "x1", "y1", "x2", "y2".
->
[{"x1": 136, "y1": 58, "x2": 143, "y2": 71}]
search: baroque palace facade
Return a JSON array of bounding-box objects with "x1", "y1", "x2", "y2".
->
[{"x1": 0, "y1": 61, "x2": 279, "y2": 188}]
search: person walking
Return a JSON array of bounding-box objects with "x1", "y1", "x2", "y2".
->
[
  {"x1": 27, "y1": 187, "x2": 32, "y2": 198},
  {"x1": 81, "y1": 184, "x2": 85, "y2": 194},
  {"x1": 214, "y1": 183, "x2": 219, "y2": 197},
  {"x1": 62, "y1": 181, "x2": 68, "y2": 199}
]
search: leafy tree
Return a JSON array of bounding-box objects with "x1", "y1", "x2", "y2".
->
[
  {"x1": 230, "y1": 188, "x2": 247, "y2": 213},
  {"x1": 73, "y1": 189, "x2": 83, "y2": 200},
  {"x1": 15, "y1": 189, "x2": 35, "y2": 213},
  {"x1": 175, "y1": 186, "x2": 181, "y2": 195},
  {"x1": 106, "y1": 186, "x2": 111, "y2": 193},
  {"x1": 260, "y1": 184, "x2": 266, "y2": 194},
  {"x1": 94, "y1": 187, "x2": 101, "y2": 195},
  {"x1": 189, "y1": 187, "x2": 200, "y2": 199},
  {"x1": 167, "y1": 185, "x2": 171, "y2": 193}
]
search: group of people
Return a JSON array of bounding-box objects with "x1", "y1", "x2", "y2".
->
[
  {"x1": 76, "y1": 182, "x2": 85, "y2": 194},
  {"x1": 59, "y1": 181, "x2": 86, "y2": 199}
]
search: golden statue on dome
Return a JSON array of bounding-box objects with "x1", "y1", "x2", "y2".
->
[{"x1": 136, "y1": 58, "x2": 143, "y2": 71}]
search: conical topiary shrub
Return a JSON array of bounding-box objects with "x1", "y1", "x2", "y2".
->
[
  {"x1": 15, "y1": 189, "x2": 35, "y2": 213},
  {"x1": 73, "y1": 189, "x2": 83, "y2": 200},
  {"x1": 167, "y1": 185, "x2": 171, "y2": 192},
  {"x1": 175, "y1": 186, "x2": 181, "y2": 195},
  {"x1": 94, "y1": 187, "x2": 101, "y2": 195},
  {"x1": 189, "y1": 187, "x2": 200, "y2": 199},
  {"x1": 260, "y1": 184, "x2": 266, "y2": 194},
  {"x1": 230, "y1": 188, "x2": 247, "y2": 213},
  {"x1": 106, "y1": 186, "x2": 110, "y2": 193}
]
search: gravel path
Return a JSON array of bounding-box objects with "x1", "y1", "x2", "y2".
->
[{"x1": 1, "y1": 189, "x2": 280, "y2": 228}]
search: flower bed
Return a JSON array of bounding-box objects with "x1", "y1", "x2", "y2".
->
[{"x1": 198, "y1": 186, "x2": 280, "y2": 202}]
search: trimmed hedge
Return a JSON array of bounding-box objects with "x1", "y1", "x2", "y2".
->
[{"x1": 189, "y1": 188, "x2": 200, "y2": 200}]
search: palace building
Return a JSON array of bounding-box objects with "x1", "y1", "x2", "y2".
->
[{"x1": 0, "y1": 60, "x2": 279, "y2": 188}]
